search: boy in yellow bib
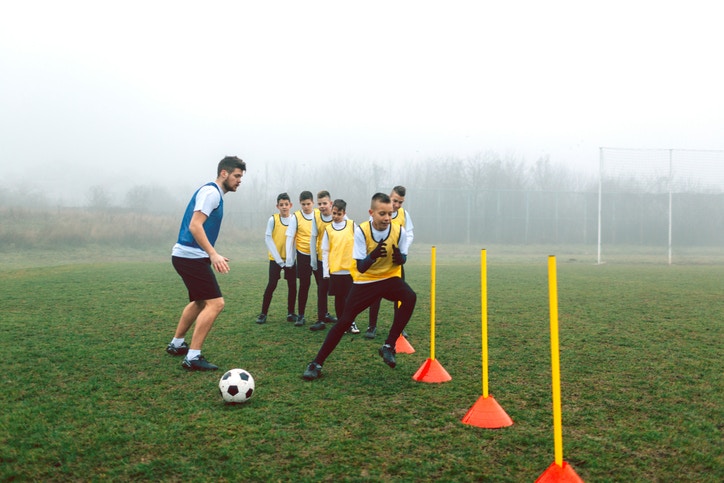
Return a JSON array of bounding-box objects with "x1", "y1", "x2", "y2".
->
[
  {"x1": 322, "y1": 199, "x2": 360, "y2": 334},
  {"x1": 256, "y1": 193, "x2": 297, "y2": 324},
  {"x1": 285, "y1": 191, "x2": 315, "y2": 326},
  {"x1": 303, "y1": 193, "x2": 416, "y2": 380}
]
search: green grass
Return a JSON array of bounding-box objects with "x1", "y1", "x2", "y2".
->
[{"x1": 1, "y1": 247, "x2": 722, "y2": 482}]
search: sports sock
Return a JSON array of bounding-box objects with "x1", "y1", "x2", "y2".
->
[
  {"x1": 186, "y1": 349, "x2": 201, "y2": 361},
  {"x1": 171, "y1": 337, "x2": 185, "y2": 347}
]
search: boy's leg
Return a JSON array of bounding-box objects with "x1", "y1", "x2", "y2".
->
[
  {"x1": 296, "y1": 251, "x2": 311, "y2": 317},
  {"x1": 312, "y1": 284, "x2": 378, "y2": 366},
  {"x1": 261, "y1": 261, "x2": 282, "y2": 315},
  {"x1": 285, "y1": 265, "x2": 298, "y2": 315},
  {"x1": 381, "y1": 278, "x2": 417, "y2": 346},
  {"x1": 313, "y1": 260, "x2": 330, "y2": 321},
  {"x1": 329, "y1": 274, "x2": 351, "y2": 319},
  {"x1": 369, "y1": 298, "x2": 380, "y2": 328}
]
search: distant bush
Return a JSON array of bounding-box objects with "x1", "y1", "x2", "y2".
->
[
  {"x1": 0, "y1": 207, "x2": 178, "y2": 249},
  {"x1": 0, "y1": 206, "x2": 258, "y2": 250}
]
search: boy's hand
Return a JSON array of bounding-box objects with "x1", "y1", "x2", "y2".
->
[
  {"x1": 391, "y1": 244, "x2": 405, "y2": 265},
  {"x1": 369, "y1": 241, "x2": 387, "y2": 261}
]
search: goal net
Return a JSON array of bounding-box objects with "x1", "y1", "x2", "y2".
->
[{"x1": 598, "y1": 148, "x2": 724, "y2": 264}]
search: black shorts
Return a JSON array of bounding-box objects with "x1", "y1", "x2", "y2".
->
[
  {"x1": 296, "y1": 251, "x2": 312, "y2": 279},
  {"x1": 172, "y1": 256, "x2": 222, "y2": 302}
]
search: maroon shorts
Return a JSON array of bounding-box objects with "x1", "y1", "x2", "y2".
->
[{"x1": 172, "y1": 256, "x2": 222, "y2": 302}]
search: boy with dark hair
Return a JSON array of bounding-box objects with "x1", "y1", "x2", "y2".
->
[
  {"x1": 366, "y1": 185, "x2": 415, "y2": 339},
  {"x1": 309, "y1": 190, "x2": 338, "y2": 331},
  {"x1": 256, "y1": 192, "x2": 297, "y2": 324},
  {"x1": 166, "y1": 155, "x2": 246, "y2": 371},
  {"x1": 322, "y1": 199, "x2": 359, "y2": 335},
  {"x1": 303, "y1": 193, "x2": 416, "y2": 380},
  {"x1": 285, "y1": 190, "x2": 315, "y2": 326}
]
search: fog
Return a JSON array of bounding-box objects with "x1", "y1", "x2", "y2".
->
[{"x1": 2, "y1": 1, "x2": 724, "y2": 240}]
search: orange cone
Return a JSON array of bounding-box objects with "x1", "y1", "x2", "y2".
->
[
  {"x1": 536, "y1": 462, "x2": 584, "y2": 483},
  {"x1": 461, "y1": 395, "x2": 513, "y2": 428},
  {"x1": 395, "y1": 334, "x2": 415, "y2": 354},
  {"x1": 412, "y1": 358, "x2": 451, "y2": 383}
]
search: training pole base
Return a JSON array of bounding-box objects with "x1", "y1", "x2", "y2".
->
[
  {"x1": 395, "y1": 335, "x2": 415, "y2": 354},
  {"x1": 461, "y1": 395, "x2": 513, "y2": 428},
  {"x1": 412, "y1": 358, "x2": 451, "y2": 383},
  {"x1": 535, "y1": 461, "x2": 584, "y2": 483}
]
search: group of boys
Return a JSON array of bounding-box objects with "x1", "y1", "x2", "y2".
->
[
  {"x1": 163, "y1": 156, "x2": 417, "y2": 381},
  {"x1": 255, "y1": 190, "x2": 339, "y2": 332}
]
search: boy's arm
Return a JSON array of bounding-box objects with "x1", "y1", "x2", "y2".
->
[
  {"x1": 404, "y1": 210, "x2": 414, "y2": 247},
  {"x1": 391, "y1": 227, "x2": 409, "y2": 265},
  {"x1": 310, "y1": 222, "x2": 318, "y2": 270},
  {"x1": 285, "y1": 216, "x2": 297, "y2": 267},
  {"x1": 264, "y1": 217, "x2": 284, "y2": 266},
  {"x1": 321, "y1": 231, "x2": 330, "y2": 278},
  {"x1": 354, "y1": 225, "x2": 387, "y2": 274}
]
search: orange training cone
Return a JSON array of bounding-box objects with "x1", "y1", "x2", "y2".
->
[
  {"x1": 536, "y1": 461, "x2": 584, "y2": 483},
  {"x1": 461, "y1": 395, "x2": 513, "y2": 428},
  {"x1": 395, "y1": 334, "x2": 415, "y2": 354},
  {"x1": 412, "y1": 357, "x2": 451, "y2": 383}
]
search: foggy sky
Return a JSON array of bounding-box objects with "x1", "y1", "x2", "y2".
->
[{"x1": 1, "y1": 1, "x2": 723, "y2": 206}]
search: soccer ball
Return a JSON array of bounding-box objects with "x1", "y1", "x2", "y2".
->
[{"x1": 219, "y1": 368, "x2": 255, "y2": 404}]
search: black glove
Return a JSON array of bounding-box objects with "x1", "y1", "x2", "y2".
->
[
  {"x1": 369, "y1": 240, "x2": 387, "y2": 260},
  {"x1": 392, "y1": 244, "x2": 406, "y2": 265}
]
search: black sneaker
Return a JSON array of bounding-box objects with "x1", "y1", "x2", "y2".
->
[
  {"x1": 287, "y1": 313, "x2": 298, "y2": 323},
  {"x1": 309, "y1": 320, "x2": 326, "y2": 331},
  {"x1": 402, "y1": 329, "x2": 409, "y2": 339},
  {"x1": 294, "y1": 315, "x2": 306, "y2": 327},
  {"x1": 325, "y1": 312, "x2": 338, "y2": 323},
  {"x1": 379, "y1": 344, "x2": 396, "y2": 368},
  {"x1": 347, "y1": 322, "x2": 360, "y2": 334},
  {"x1": 166, "y1": 342, "x2": 189, "y2": 356},
  {"x1": 181, "y1": 355, "x2": 218, "y2": 371},
  {"x1": 255, "y1": 313, "x2": 267, "y2": 324},
  {"x1": 303, "y1": 361, "x2": 322, "y2": 380},
  {"x1": 364, "y1": 326, "x2": 377, "y2": 339}
]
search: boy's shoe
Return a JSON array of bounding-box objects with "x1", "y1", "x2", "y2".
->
[
  {"x1": 402, "y1": 329, "x2": 409, "y2": 339},
  {"x1": 255, "y1": 313, "x2": 267, "y2": 324},
  {"x1": 324, "y1": 312, "x2": 338, "y2": 323},
  {"x1": 287, "y1": 313, "x2": 298, "y2": 323},
  {"x1": 165, "y1": 342, "x2": 189, "y2": 356},
  {"x1": 347, "y1": 322, "x2": 360, "y2": 334},
  {"x1": 309, "y1": 320, "x2": 326, "y2": 331},
  {"x1": 303, "y1": 361, "x2": 322, "y2": 380},
  {"x1": 378, "y1": 344, "x2": 397, "y2": 368},
  {"x1": 294, "y1": 315, "x2": 306, "y2": 326},
  {"x1": 181, "y1": 355, "x2": 218, "y2": 371},
  {"x1": 364, "y1": 326, "x2": 377, "y2": 339}
]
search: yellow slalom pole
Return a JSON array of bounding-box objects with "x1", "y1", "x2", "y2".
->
[
  {"x1": 481, "y1": 249, "x2": 489, "y2": 398},
  {"x1": 548, "y1": 255, "x2": 564, "y2": 467},
  {"x1": 430, "y1": 246, "x2": 436, "y2": 361}
]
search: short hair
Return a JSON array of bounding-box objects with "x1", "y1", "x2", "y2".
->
[
  {"x1": 392, "y1": 185, "x2": 406, "y2": 197},
  {"x1": 217, "y1": 156, "x2": 246, "y2": 176},
  {"x1": 299, "y1": 190, "x2": 313, "y2": 202},
  {"x1": 277, "y1": 192, "x2": 291, "y2": 203},
  {"x1": 332, "y1": 199, "x2": 347, "y2": 212},
  {"x1": 371, "y1": 192, "x2": 391, "y2": 208},
  {"x1": 317, "y1": 190, "x2": 331, "y2": 200}
]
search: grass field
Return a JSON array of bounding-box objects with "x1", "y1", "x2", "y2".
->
[{"x1": 1, "y1": 245, "x2": 722, "y2": 482}]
